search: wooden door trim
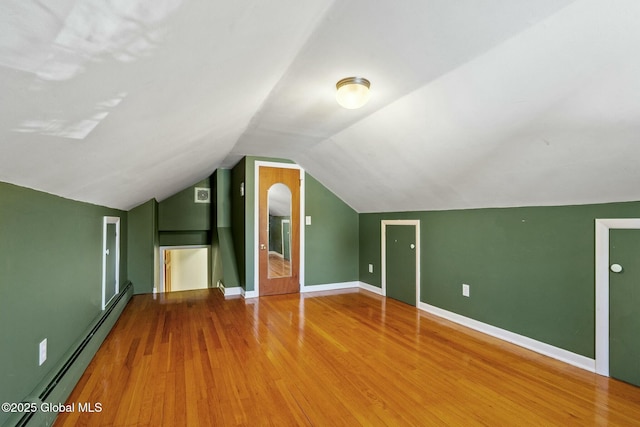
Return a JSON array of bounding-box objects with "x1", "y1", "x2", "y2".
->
[
  {"x1": 594, "y1": 218, "x2": 640, "y2": 376},
  {"x1": 254, "y1": 161, "x2": 305, "y2": 297},
  {"x1": 381, "y1": 220, "x2": 421, "y2": 307}
]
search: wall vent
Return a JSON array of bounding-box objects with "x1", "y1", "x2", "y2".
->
[{"x1": 194, "y1": 187, "x2": 210, "y2": 203}]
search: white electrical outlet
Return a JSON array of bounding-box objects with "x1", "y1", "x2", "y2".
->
[
  {"x1": 368, "y1": 264, "x2": 374, "y2": 273},
  {"x1": 39, "y1": 339, "x2": 47, "y2": 366},
  {"x1": 462, "y1": 284, "x2": 470, "y2": 297}
]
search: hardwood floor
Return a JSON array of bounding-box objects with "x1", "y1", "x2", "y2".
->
[{"x1": 54, "y1": 289, "x2": 640, "y2": 426}]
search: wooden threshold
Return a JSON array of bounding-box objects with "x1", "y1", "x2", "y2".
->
[{"x1": 54, "y1": 289, "x2": 640, "y2": 426}]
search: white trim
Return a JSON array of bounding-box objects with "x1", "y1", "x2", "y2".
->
[
  {"x1": 101, "y1": 216, "x2": 120, "y2": 310},
  {"x1": 158, "y1": 245, "x2": 210, "y2": 294},
  {"x1": 594, "y1": 218, "x2": 640, "y2": 376},
  {"x1": 419, "y1": 302, "x2": 596, "y2": 372},
  {"x1": 381, "y1": 220, "x2": 421, "y2": 306},
  {"x1": 241, "y1": 288, "x2": 259, "y2": 299},
  {"x1": 223, "y1": 286, "x2": 242, "y2": 296},
  {"x1": 301, "y1": 281, "x2": 359, "y2": 293},
  {"x1": 254, "y1": 161, "x2": 305, "y2": 297},
  {"x1": 359, "y1": 281, "x2": 384, "y2": 295}
]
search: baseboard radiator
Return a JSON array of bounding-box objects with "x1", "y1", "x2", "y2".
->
[{"x1": 5, "y1": 281, "x2": 134, "y2": 427}]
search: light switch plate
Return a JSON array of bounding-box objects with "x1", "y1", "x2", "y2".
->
[
  {"x1": 368, "y1": 264, "x2": 373, "y2": 273},
  {"x1": 305, "y1": 216, "x2": 312, "y2": 225}
]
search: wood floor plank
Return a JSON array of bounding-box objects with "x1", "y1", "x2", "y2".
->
[{"x1": 54, "y1": 288, "x2": 640, "y2": 426}]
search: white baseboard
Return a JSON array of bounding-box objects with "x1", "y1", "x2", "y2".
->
[
  {"x1": 358, "y1": 281, "x2": 384, "y2": 295},
  {"x1": 223, "y1": 286, "x2": 242, "y2": 297},
  {"x1": 237, "y1": 281, "x2": 380, "y2": 297},
  {"x1": 419, "y1": 302, "x2": 595, "y2": 372},
  {"x1": 301, "y1": 281, "x2": 359, "y2": 293},
  {"x1": 241, "y1": 288, "x2": 258, "y2": 299},
  {"x1": 228, "y1": 279, "x2": 593, "y2": 372}
]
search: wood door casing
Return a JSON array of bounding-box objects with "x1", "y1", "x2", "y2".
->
[{"x1": 259, "y1": 166, "x2": 300, "y2": 296}]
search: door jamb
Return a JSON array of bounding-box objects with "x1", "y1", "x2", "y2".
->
[
  {"x1": 102, "y1": 216, "x2": 120, "y2": 310},
  {"x1": 381, "y1": 220, "x2": 421, "y2": 307},
  {"x1": 254, "y1": 161, "x2": 305, "y2": 296},
  {"x1": 594, "y1": 218, "x2": 640, "y2": 376}
]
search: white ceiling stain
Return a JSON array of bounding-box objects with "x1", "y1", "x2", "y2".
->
[{"x1": 2, "y1": 0, "x2": 639, "y2": 212}]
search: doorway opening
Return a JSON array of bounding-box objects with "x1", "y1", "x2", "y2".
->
[
  {"x1": 159, "y1": 246, "x2": 210, "y2": 293},
  {"x1": 102, "y1": 216, "x2": 120, "y2": 309}
]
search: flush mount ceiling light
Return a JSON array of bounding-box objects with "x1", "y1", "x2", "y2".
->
[{"x1": 336, "y1": 77, "x2": 371, "y2": 109}]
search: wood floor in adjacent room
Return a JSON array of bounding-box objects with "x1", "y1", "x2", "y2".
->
[{"x1": 55, "y1": 289, "x2": 640, "y2": 426}]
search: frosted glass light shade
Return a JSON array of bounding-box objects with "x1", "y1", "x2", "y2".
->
[{"x1": 336, "y1": 77, "x2": 370, "y2": 109}]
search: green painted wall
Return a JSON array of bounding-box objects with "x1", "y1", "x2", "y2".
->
[
  {"x1": 211, "y1": 226, "x2": 223, "y2": 288},
  {"x1": 158, "y1": 178, "x2": 211, "y2": 231},
  {"x1": 216, "y1": 171, "x2": 231, "y2": 228},
  {"x1": 359, "y1": 213, "x2": 383, "y2": 288},
  {"x1": 215, "y1": 169, "x2": 240, "y2": 287},
  {"x1": 127, "y1": 199, "x2": 157, "y2": 294},
  {"x1": 158, "y1": 178, "x2": 211, "y2": 247},
  {"x1": 158, "y1": 231, "x2": 209, "y2": 246},
  {"x1": 231, "y1": 158, "x2": 246, "y2": 288},
  {"x1": 359, "y1": 201, "x2": 640, "y2": 358},
  {"x1": 211, "y1": 171, "x2": 222, "y2": 287},
  {"x1": 237, "y1": 157, "x2": 358, "y2": 291},
  {"x1": 218, "y1": 228, "x2": 240, "y2": 287},
  {"x1": 305, "y1": 175, "x2": 359, "y2": 285},
  {"x1": 0, "y1": 182, "x2": 127, "y2": 425}
]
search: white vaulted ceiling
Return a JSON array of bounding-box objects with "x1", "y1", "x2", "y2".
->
[{"x1": 2, "y1": 0, "x2": 640, "y2": 212}]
